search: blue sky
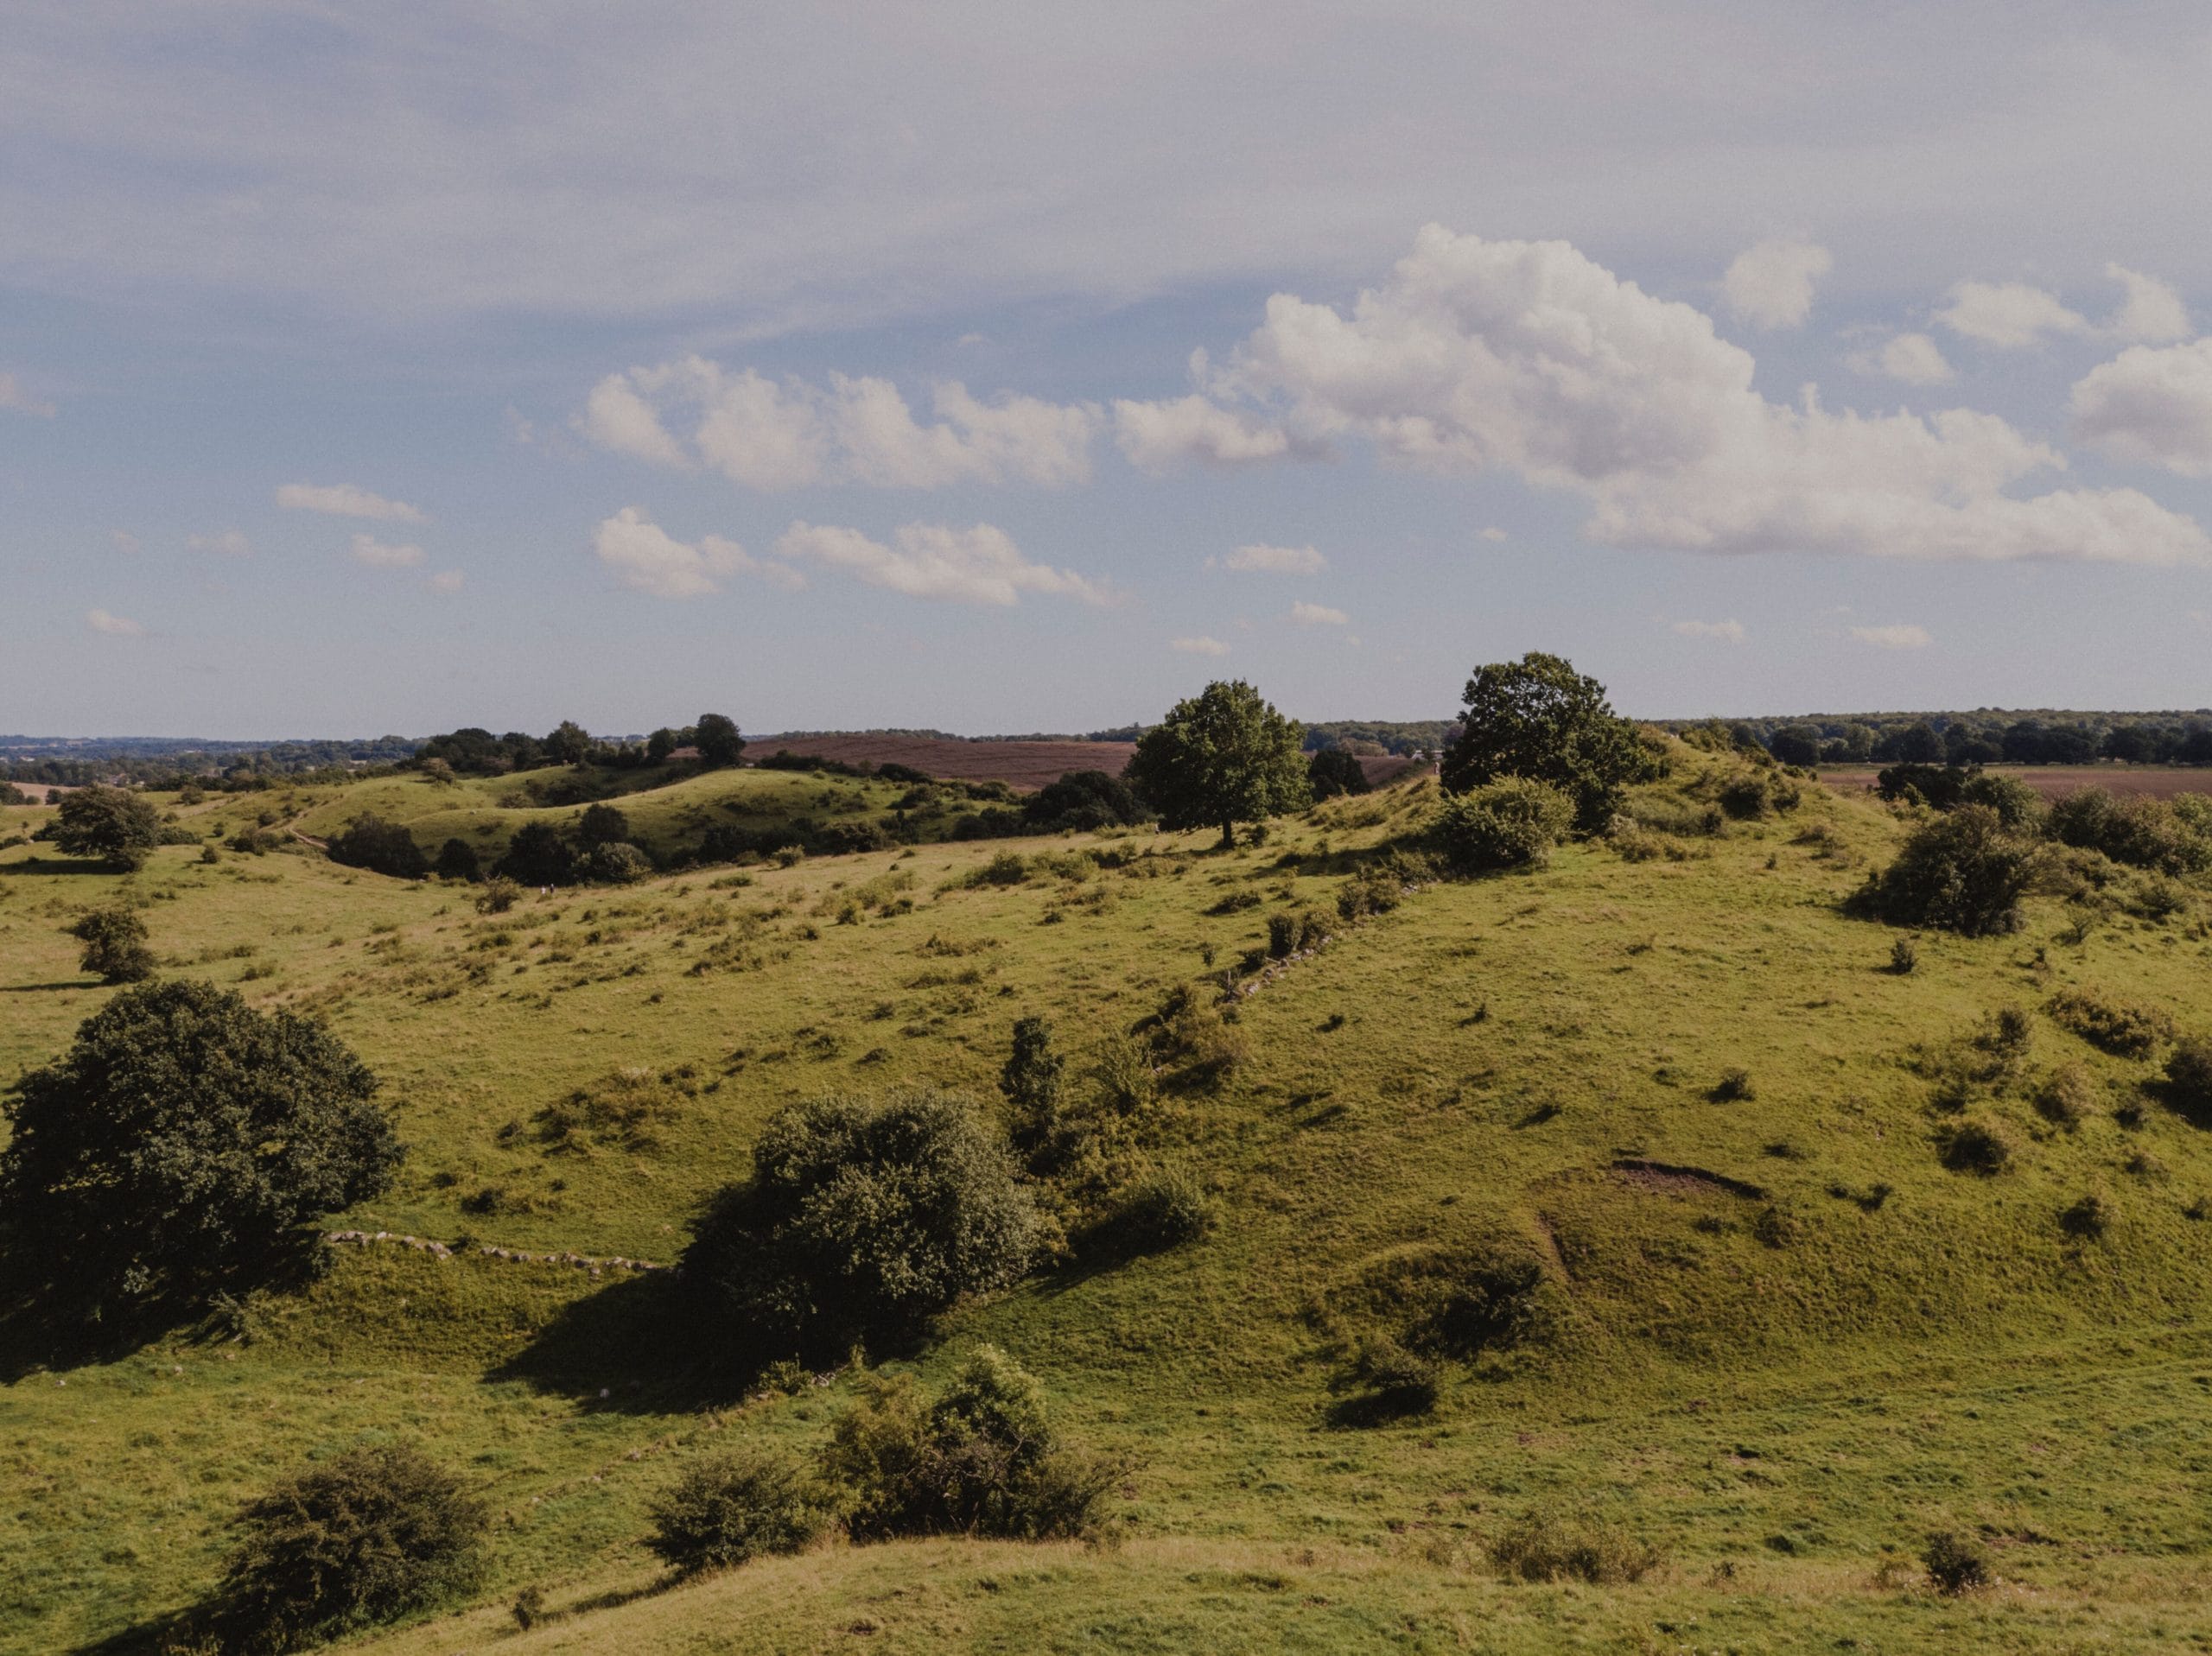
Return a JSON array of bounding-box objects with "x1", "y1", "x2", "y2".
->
[{"x1": 6, "y1": 3, "x2": 2212, "y2": 738}]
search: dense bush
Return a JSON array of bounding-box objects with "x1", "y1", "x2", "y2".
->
[
  {"x1": 433, "y1": 837, "x2": 480, "y2": 881},
  {"x1": 1022, "y1": 770, "x2": 1148, "y2": 832},
  {"x1": 1440, "y1": 652, "x2": 1653, "y2": 833},
  {"x1": 2048, "y1": 787, "x2": 2212, "y2": 874},
  {"x1": 998, "y1": 1016, "x2": 1065, "y2": 1156},
  {"x1": 683, "y1": 1089, "x2": 1041, "y2": 1355},
  {"x1": 2166, "y1": 1037, "x2": 2212, "y2": 1121},
  {"x1": 1487, "y1": 1509, "x2": 1661, "y2": 1584},
  {"x1": 1923, "y1": 1530, "x2": 1991, "y2": 1596},
  {"x1": 1347, "y1": 1334, "x2": 1439, "y2": 1416},
  {"x1": 695, "y1": 713, "x2": 747, "y2": 767},
  {"x1": 216, "y1": 1443, "x2": 486, "y2": 1651},
  {"x1": 1853, "y1": 805, "x2": 2037, "y2": 936},
  {"x1": 581, "y1": 840, "x2": 652, "y2": 884},
  {"x1": 645, "y1": 1447, "x2": 833, "y2": 1574},
  {"x1": 2046, "y1": 988, "x2": 2175, "y2": 1056},
  {"x1": 1429, "y1": 777, "x2": 1574, "y2": 872},
  {"x1": 1306, "y1": 747, "x2": 1371, "y2": 800},
  {"x1": 46, "y1": 784, "x2": 162, "y2": 869},
  {"x1": 1938, "y1": 1117, "x2": 2014, "y2": 1176},
  {"x1": 1417, "y1": 1246, "x2": 1552, "y2": 1355},
  {"x1": 575, "y1": 802, "x2": 630, "y2": 847},
  {"x1": 826, "y1": 1345, "x2": 1122, "y2": 1542},
  {"x1": 1875, "y1": 764, "x2": 2042, "y2": 828},
  {"x1": 1109, "y1": 1167, "x2": 1213, "y2": 1251},
  {"x1": 71, "y1": 905, "x2": 156, "y2": 983},
  {"x1": 2058, "y1": 1193, "x2": 2112, "y2": 1240},
  {"x1": 0, "y1": 980, "x2": 403, "y2": 1316},
  {"x1": 2036, "y1": 1063, "x2": 2097, "y2": 1128},
  {"x1": 327, "y1": 813, "x2": 429, "y2": 879},
  {"x1": 493, "y1": 821, "x2": 577, "y2": 886}
]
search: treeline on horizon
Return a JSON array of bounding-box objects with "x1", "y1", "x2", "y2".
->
[{"x1": 1660, "y1": 709, "x2": 2212, "y2": 767}]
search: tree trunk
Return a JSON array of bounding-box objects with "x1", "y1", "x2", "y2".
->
[{"x1": 1218, "y1": 818, "x2": 1236, "y2": 849}]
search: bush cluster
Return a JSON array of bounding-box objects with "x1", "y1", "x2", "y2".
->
[
  {"x1": 645, "y1": 1447, "x2": 835, "y2": 1575},
  {"x1": 1487, "y1": 1509, "x2": 1661, "y2": 1585},
  {"x1": 327, "y1": 814, "x2": 429, "y2": 879},
  {"x1": 71, "y1": 905, "x2": 156, "y2": 983},
  {"x1": 1429, "y1": 777, "x2": 1574, "y2": 872},
  {"x1": 2045, "y1": 988, "x2": 2175, "y2": 1056},
  {"x1": 2048, "y1": 787, "x2": 2212, "y2": 874},
  {"x1": 1853, "y1": 805, "x2": 2037, "y2": 936}
]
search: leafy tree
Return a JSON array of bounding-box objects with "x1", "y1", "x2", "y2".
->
[
  {"x1": 695, "y1": 713, "x2": 747, "y2": 768},
  {"x1": 1440, "y1": 653, "x2": 1649, "y2": 833},
  {"x1": 1124, "y1": 680, "x2": 1310, "y2": 847},
  {"x1": 582, "y1": 841, "x2": 652, "y2": 884},
  {"x1": 1021, "y1": 770, "x2": 1147, "y2": 832},
  {"x1": 1873, "y1": 722, "x2": 1946, "y2": 764},
  {"x1": 433, "y1": 837, "x2": 481, "y2": 882},
  {"x1": 646, "y1": 726, "x2": 679, "y2": 765},
  {"x1": 1768, "y1": 724, "x2": 1823, "y2": 767},
  {"x1": 218, "y1": 1443, "x2": 486, "y2": 1650},
  {"x1": 493, "y1": 822, "x2": 576, "y2": 887},
  {"x1": 1306, "y1": 746, "x2": 1372, "y2": 799},
  {"x1": 326, "y1": 814, "x2": 429, "y2": 880},
  {"x1": 0, "y1": 782, "x2": 29, "y2": 806},
  {"x1": 575, "y1": 802, "x2": 630, "y2": 847},
  {"x1": 71, "y1": 905, "x2": 156, "y2": 983},
  {"x1": 543, "y1": 720, "x2": 595, "y2": 767},
  {"x1": 48, "y1": 784, "x2": 163, "y2": 870},
  {"x1": 682, "y1": 1088, "x2": 1040, "y2": 1357},
  {"x1": 0, "y1": 980, "x2": 403, "y2": 1316}
]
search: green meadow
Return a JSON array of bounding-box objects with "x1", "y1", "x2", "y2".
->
[{"x1": 6, "y1": 752, "x2": 2212, "y2": 1653}]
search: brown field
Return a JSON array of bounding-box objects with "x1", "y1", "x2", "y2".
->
[
  {"x1": 750, "y1": 733, "x2": 1138, "y2": 790},
  {"x1": 1821, "y1": 763, "x2": 2212, "y2": 801}
]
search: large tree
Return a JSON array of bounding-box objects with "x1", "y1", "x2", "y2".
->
[
  {"x1": 1124, "y1": 680, "x2": 1310, "y2": 847},
  {"x1": 1440, "y1": 652, "x2": 1649, "y2": 834},
  {"x1": 695, "y1": 713, "x2": 747, "y2": 768},
  {"x1": 0, "y1": 980, "x2": 403, "y2": 1317},
  {"x1": 47, "y1": 784, "x2": 163, "y2": 870}
]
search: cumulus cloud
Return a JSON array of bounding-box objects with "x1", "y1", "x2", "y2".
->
[
  {"x1": 1112, "y1": 393, "x2": 1295, "y2": 472},
  {"x1": 428, "y1": 570, "x2": 466, "y2": 594},
  {"x1": 1723, "y1": 238, "x2": 1831, "y2": 330},
  {"x1": 1171, "y1": 635, "x2": 1230, "y2": 656},
  {"x1": 1217, "y1": 542, "x2": 1325, "y2": 574},
  {"x1": 2071, "y1": 339, "x2": 2212, "y2": 476},
  {"x1": 276, "y1": 482, "x2": 427, "y2": 522},
  {"x1": 188, "y1": 529, "x2": 251, "y2": 557},
  {"x1": 592, "y1": 507, "x2": 803, "y2": 599},
  {"x1": 775, "y1": 520, "x2": 1107, "y2": 606},
  {"x1": 1849, "y1": 623, "x2": 1932, "y2": 649},
  {"x1": 0, "y1": 371, "x2": 56, "y2": 417},
  {"x1": 86, "y1": 608, "x2": 144, "y2": 636},
  {"x1": 582, "y1": 358, "x2": 1098, "y2": 489},
  {"x1": 1154, "y1": 226, "x2": 2205, "y2": 565},
  {"x1": 1853, "y1": 332, "x2": 1955, "y2": 386},
  {"x1": 111, "y1": 529, "x2": 141, "y2": 555},
  {"x1": 350, "y1": 533, "x2": 425, "y2": 568},
  {"x1": 2104, "y1": 264, "x2": 2191, "y2": 344},
  {"x1": 1671, "y1": 618, "x2": 1745, "y2": 643},
  {"x1": 1289, "y1": 600, "x2": 1349, "y2": 625},
  {"x1": 1936, "y1": 280, "x2": 2091, "y2": 348}
]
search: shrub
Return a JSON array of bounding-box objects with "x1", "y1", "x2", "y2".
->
[
  {"x1": 2166, "y1": 1037, "x2": 2212, "y2": 1121},
  {"x1": 0, "y1": 980, "x2": 402, "y2": 1317},
  {"x1": 1348, "y1": 1334, "x2": 1439, "y2": 1415},
  {"x1": 327, "y1": 814, "x2": 429, "y2": 879},
  {"x1": 582, "y1": 841, "x2": 652, "y2": 884},
  {"x1": 433, "y1": 838, "x2": 481, "y2": 882},
  {"x1": 71, "y1": 905, "x2": 156, "y2": 983},
  {"x1": 1488, "y1": 1509, "x2": 1661, "y2": 1585},
  {"x1": 575, "y1": 802, "x2": 630, "y2": 847},
  {"x1": 1416, "y1": 1247, "x2": 1551, "y2": 1356},
  {"x1": 1429, "y1": 777, "x2": 1574, "y2": 872},
  {"x1": 645, "y1": 1447, "x2": 833, "y2": 1574},
  {"x1": 493, "y1": 821, "x2": 576, "y2": 886},
  {"x1": 1923, "y1": 1530, "x2": 1991, "y2": 1596},
  {"x1": 1090, "y1": 1030, "x2": 1158, "y2": 1116},
  {"x1": 2049, "y1": 788, "x2": 2211, "y2": 874},
  {"x1": 1023, "y1": 770, "x2": 1148, "y2": 832},
  {"x1": 1937, "y1": 1117, "x2": 2013, "y2": 1176},
  {"x1": 217, "y1": 1443, "x2": 486, "y2": 1650},
  {"x1": 1267, "y1": 910, "x2": 1300, "y2": 957},
  {"x1": 474, "y1": 876, "x2": 521, "y2": 915},
  {"x1": 999, "y1": 1016, "x2": 1065, "y2": 1152},
  {"x1": 2035, "y1": 1063, "x2": 2097, "y2": 1129},
  {"x1": 2046, "y1": 988, "x2": 2175, "y2": 1056},
  {"x1": 1710, "y1": 1068, "x2": 1755, "y2": 1102},
  {"x1": 683, "y1": 1089, "x2": 1040, "y2": 1355},
  {"x1": 1147, "y1": 983, "x2": 1250, "y2": 1080},
  {"x1": 1890, "y1": 937, "x2": 1918, "y2": 974},
  {"x1": 47, "y1": 784, "x2": 162, "y2": 870},
  {"x1": 1111, "y1": 1167, "x2": 1212, "y2": 1251},
  {"x1": 2058, "y1": 1193, "x2": 2111, "y2": 1239},
  {"x1": 1717, "y1": 773, "x2": 1771, "y2": 820},
  {"x1": 826, "y1": 1345, "x2": 1122, "y2": 1542},
  {"x1": 1853, "y1": 805, "x2": 2037, "y2": 936},
  {"x1": 1337, "y1": 864, "x2": 1405, "y2": 921}
]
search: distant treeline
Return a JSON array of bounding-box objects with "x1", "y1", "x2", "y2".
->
[
  {"x1": 1, "y1": 735, "x2": 416, "y2": 788},
  {"x1": 1659, "y1": 712, "x2": 2212, "y2": 767}
]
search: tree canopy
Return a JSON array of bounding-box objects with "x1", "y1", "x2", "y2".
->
[
  {"x1": 1440, "y1": 652, "x2": 1649, "y2": 833},
  {"x1": 695, "y1": 714, "x2": 747, "y2": 768},
  {"x1": 47, "y1": 784, "x2": 163, "y2": 870},
  {"x1": 1124, "y1": 680, "x2": 1310, "y2": 847}
]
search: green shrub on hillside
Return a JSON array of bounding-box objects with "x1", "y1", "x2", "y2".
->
[
  {"x1": 433, "y1": 836, "x2": 480, "y2": 882},
  {"x1": 2166, "y1": 1037, "x2": 2212, "y2": 1122},
  {"x1": 70, "y1": 904, "x2": 156, "y2": 983},
  {"x1": 1306, "y1": 746, "x2": 1372, "y2": 800},
  {"x1": 2049, "y1": 787, "x2": 2212, "y2": 874},
  {"x1": 1853, "y1": 805, "x2": 2037, "y2": 936},
  {"x1": 1923, "y1": 1530, "x2": 1991, "y2": 1596},
  {"x1": 645, "y1": 1447, "x2": 833, "y2": 1575},
  {"x1": 2047, "y1": 988, "x2": 2175, "y2": 1056},
  {"x1": 1488, "y1": 1508, "x2": 1661, "y2": 1585},
  {"x1": 2036, "y1": 1063, "x2": 2097, "y2": 1129},
  {"x1": 1937, "y1": 1116, "x2": 2014, "y2": 1176},
  {"x1": 999, "y1": 1016, "x2": 1065, "y2": 1155},
  {"x1": 327, "y1": 813, "x2": 429, "y2": 879},
  {"x1": 1109, "y1": 1167, "x2": 1213, "y2": 1252},
  {"x1": 683, "y1": 1089, "x2": 1041, "y2": 1356},
  {"x1": 1440, "y1": 652, "x2": 1653, "y2": 833},
  {"x1": 1429, "y1": 777, "x2": 1574, "y2": 872},
  {"x1": 215, "y1": 1443, "x2": 486, "y2": 1651}
]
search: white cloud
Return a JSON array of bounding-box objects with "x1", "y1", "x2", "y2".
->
[
  {"x1": 276, "y1": 482, "x2": 427, "y2": 522},
  {"x1": 86, "y1": 607, "x2": 144, "y2": 636},
  {"x1": 1936, "y1": 280, "x2": 2090, "y2": 348},
  {"x1": 2071, "y1": 339, "x2": 2212, "y2": 477},
  {"x1": 111, "y1": 529, "x2": 141, "y2": 555},
  {"x1": 1218, "y1": 542, "x2": 1325, "y2": 574},
  {"x1": 428, "y1": 570, "x2": 466, "y2": 594},
  {"x1": 1169, "y1": 226, "x2": 2205, "y2": 566},
  {"x1": 775, "y1": 520, "x2": 1107, "y2": 606},
  {"x1": 1112, "y1": 394, "x2": 1294, "y2": 471},
  {"x1": 0, "y1": 371, "x2": 56, "y2": 417},
  {"x1": 592, "y1": 507, "x2": 801, "y2": 599},
  {"x1": 1849, "y1": 623, "x2": 1932, "y2": 649},
  {"x1": 350, "y1": 532, "x2": 425, "y2": 568},
  {"x1": 1478, "y1": 526, "x2": 1509, "y2": 542},
  {"x1": 1171, "y1": 635, "x2": 1230, "y2": 656},
  {"x1": 2103, "y1": 264, "x2": 2190, "y2": 345},
  {"x1": 1289, "y1": 600, "x2": 1349, "y2": 625},
  {"x1": 1671, "y1": 618, "x2": 1745, "y2": 643},
  {"x1": 582, "y1": 358, "x2": 1098, "y2": 489},
  {"x1": 1723, "y1": 238, "x2": 1831, "y2": 330},
  {"x1": 1853, "y1": 332, "x2": 1955, "y2": 386},
  {"x1": 188, "y1": 529, "x2": 251, "y2": 557}
]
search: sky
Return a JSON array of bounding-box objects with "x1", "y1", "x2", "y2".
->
[{"x1": 6, "y1": 2, "x2": 2212, "y2": 739}]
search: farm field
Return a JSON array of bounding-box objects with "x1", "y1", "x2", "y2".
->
[
  {"x1": 753, "y1": 734, "x2": 1138, "y2": 790},
  {"x1": 1821, "y1": 765, "x2": 2212, "y2": 802},
  {"x1": 5, "y1": 751, "x2": 2212, "y2": 1654}
]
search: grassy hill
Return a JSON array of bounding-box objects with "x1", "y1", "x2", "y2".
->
[{"x1": 5, "y1": 752, "x2": 2212, "y2": 1653}]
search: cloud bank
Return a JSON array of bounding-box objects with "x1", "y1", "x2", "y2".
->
[
  {"x1": 2072, "y1": 339, "x2": 2212, "y2": 477},
  {"x1": 775, "y1": 522, "x2": 1109, "y2": 607},
  {"x1": 276, "y1": 482, "x2": 427, "y2": 522}
]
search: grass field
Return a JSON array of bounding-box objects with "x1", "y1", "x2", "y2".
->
[{"x1": 6, "y1": 752, "x2": 2212, "y2": 1653}]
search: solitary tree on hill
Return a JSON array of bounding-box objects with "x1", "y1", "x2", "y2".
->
[
  {"x1": 1440, "y1": 652, "x2": 1649, "y2": 834},
  {"x1": 544, "y1": 720, "x2": 595, "y2": 767},
  {"x1": 1125, "y1": 679, "x2": 1310, "y2": 848},
  {"x1": 696, "y1": 714, "x2": 746, "y2": 768},
  {"x1": 48, "y1": 784, "x2": 163, "y2": 870}
]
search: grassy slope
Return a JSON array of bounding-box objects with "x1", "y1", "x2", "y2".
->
[{"x1": 5, "y1": 762, "x2": 2212, "y2": 1653}]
